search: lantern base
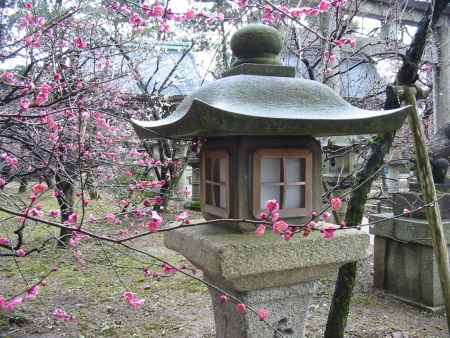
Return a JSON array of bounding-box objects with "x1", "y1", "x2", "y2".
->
[{"x1": 165, "y1": 223, "x2": 369, "y2": 337}]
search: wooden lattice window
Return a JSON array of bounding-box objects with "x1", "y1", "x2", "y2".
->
[
  {"x1": 253, "y1": 149, "x2": 312, "y2": 217},
  {"x1": 201, "y1": 150, "x2": 230, "y2": 218}
]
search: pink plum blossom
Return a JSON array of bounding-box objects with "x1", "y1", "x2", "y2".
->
[
  {"x1": 69, "y1": 231, "x2": 87, "y2": 247},
  {"x1": 258, "y1": 211, "x2": 268, "y2": 220},
  {"x1": 162, "y1": 263, "x2": 177, "y2": 275},
  {"x1": 28, "y1": 207, "x2": 43, "y2": 218},
  {"x1": 105, "y1": 212, "x2": 116, "y2": 224},
  {"x1": 52, "y1": 308, "x2": 74, "y2": 321},
  {"x1": 5, "y1": 297, "x2": 23, "y2": 313},
  {"x1": 0, "y1": 237, "x2": 11, "y2": 246},
  {"x1": 67, "y1": 213, "x2": 77, "y2": 225},
  {"x1": 0, "y1": 295, "x2": 5, "y2": 311},
  {"x1": 159, "y1": 21, "x2": 171, "y2": 33},
  {"x1": 323, "y1": 211, "x2": 331, "y2": 222},
  {"x1": 319, "y1": 0, "x2": 331, "y2": 12},
  {"x1": 143, "y1": 267, "x2": 159, "y2": 278},
  {"x1": 305, "y1": 7, "x2": 320, "y2": 16},
  {"x1": 0, "y1": 178, "x2": 6, "y2": 189},
  {"x1": 219, "y1": 294, "x2": 229, "y2": 304},
  {"x1": 25, "y1": 285, "x2": 40, "y2": 301},
  {"x1": 129, "y1": 12, "x2": 144, "y2": 27},
  {"x1": 257, "y1": 308, "x2": 270, "y2": 321},
  {"x1": 19, "y1": 98, "x2": 30, "y2": 111},
  {"x1": 16, "y1": 249, "x2": 27, "y2": 257},
  {"x1": 147, "y1": 211, "x2": 162, "y2": 233},
  {"x1": 255, "y1": 224, "x2": 266, "y2": 237},
  {"x1": 152, "y1": 3, "x2": 165, "y2": 17},
  {"x1": 31, "y1": 182, "x2": 48, "y2": 195},
  {"x1": 184, "y1": 9, "x2": 196, "y2": 20},
  {"x1": 236, "y1": 303, "x2": 246, "y2": 314},
  {"x1": 272, "y1": 220, "x2": 288, "y2": 234},
  {"x1": 348, "y1": 38, "x2": 356, "y2": 48},
  {"x1": 74, "y1": 36, "x2": 87, "y2": 49},
  {"x1": 330, "y1": 197, "x2": 343, "y2": 211},
  {"x1": 1, "y1": 153, "x2": 18, "y2": 169},
  {"x1": 283, "y1": 229, "x2": 294, "y2": 241},
  {"x1": 237, "y1": 0, "x2": 248, "y2": 9},
  {"x1": 123, "y1": 291, "x2": 144, "y2": 310},
  {"x1": 322, "y1": 227, "x2": 337, "y2": 240},
  {"x1": 175, "y1": 211, "x2": 190, "y2": 223},
  {"x1": 324, "y1": 51, "x2": 337, "y2": 64},
  {"x1": 265, "y1": 199, "x2": 279, "y2": 213},
  {"x1": 1, "y1": 71, "x2": 15, "y2": 83},
  {"x1": 262, "y1": 5, "x2": 275, "y2": 24}
]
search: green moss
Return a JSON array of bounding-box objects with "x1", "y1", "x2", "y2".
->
[
  {"x1": 353, "y1": 294, "x2": 378, "y2": 307},
  {"x1": 185, "y1": 201, "x2": 201, "y2": 211}
]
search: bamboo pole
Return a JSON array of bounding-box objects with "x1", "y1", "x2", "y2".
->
[{"x1": 403, "y1": 86, "x2": 450, "y2": 332}]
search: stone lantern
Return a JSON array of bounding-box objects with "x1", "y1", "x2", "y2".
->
[{"x1": 132, "y1": 24, "x2": 408, "y2": 338}]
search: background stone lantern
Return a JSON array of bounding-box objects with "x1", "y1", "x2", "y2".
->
[{"x1": 132, "y1": 24, "x2": 408, "y2": 338}]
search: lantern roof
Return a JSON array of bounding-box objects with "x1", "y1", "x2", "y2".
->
[{"x1": 131, "y1": 24, "x2": 408, "y2": 139}]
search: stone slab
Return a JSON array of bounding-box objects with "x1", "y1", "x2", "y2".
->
[
  {"x1": 165, "y1": 223, "x2": 369, "y2": 291},
  {"x1": 370, "y1": 213, "x2": 450, "y2": 246}
]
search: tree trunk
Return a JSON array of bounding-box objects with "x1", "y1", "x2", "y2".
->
[
  {"x1": 18, "y1": 177, "x2": 27, "y2": 193},
  {"x1": 85, "y1": 167, "x2": 100, "y2": 200},
  {"x1": 55, "y1": 173, "x2": 74, "y2": 246}
]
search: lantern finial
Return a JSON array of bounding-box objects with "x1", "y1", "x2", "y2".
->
[{"x1": 230, "y1": 24, "x2": 283, "y2": 67}]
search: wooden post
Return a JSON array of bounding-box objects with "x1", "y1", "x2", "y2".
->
[{"x1": 403, "y1": 86, "x2": 450, "y2": 332}]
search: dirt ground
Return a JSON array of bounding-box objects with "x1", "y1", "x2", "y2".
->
[
  {"x1": 1, "y1": 232, "x2": 447, "y2": 338},
  {"x1": 0, "y1": 194, "x2": 447, "y2": 338}
]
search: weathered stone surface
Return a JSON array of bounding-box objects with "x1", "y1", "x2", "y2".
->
[
  {"x1": 131, "y1": 74, "x2": 409, "y2": 139},
  {"x1": 230, "y1": 24, "x2": 283, "y2": 67},
  {"x1": 370, "y1": 213, "x2": 450, "y2": 245},
  {"x1": 165, "y1": 224, "x2": 369, "y2": 292},
  {"x1": 222, "y1": 63, "x2": 296, "y2": 78},
  {"x1": 370, "y1": 213, "x2": 450, "y2": 308},
  {"x1": 207, "y1": 278, "x2": 315, "y2": 338}
]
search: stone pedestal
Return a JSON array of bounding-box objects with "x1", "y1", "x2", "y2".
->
[
  {"x1": 370, "y1": 213, "x2": 450, "y2": 310},
  {"x1": 165, "y1": 224, "x2": 369, "y2": 337}
]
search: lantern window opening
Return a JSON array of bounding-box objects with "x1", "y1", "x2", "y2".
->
[
  {"x1": 202, "y1": 150, "x2": 230, "y2": 218},
  {"x1": 253, "y1": 149, "x2": 313, "y2": 218}
]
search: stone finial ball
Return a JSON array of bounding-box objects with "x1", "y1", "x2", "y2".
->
[{"x1": 230, "y1": 24, "x2": 283, "y2": 66}]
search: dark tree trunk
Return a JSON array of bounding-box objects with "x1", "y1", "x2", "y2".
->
[
  {"x1": 18, "y1": 177, "x2": 27, "y2": 193},
  {"x1": 324, "y1": 132, "x2": 396, "y2": 338},
  {"x1": 55, "y1": 173, "x2": 74, "y2": 246}
]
